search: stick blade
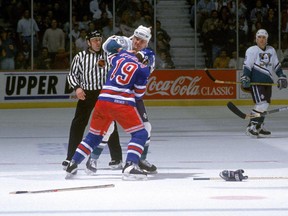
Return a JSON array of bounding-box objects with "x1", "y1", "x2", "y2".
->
[
  {"x1": 227, "y1": 102, "x2": 247, "y2": 119},
  {"x1": 204, "y1": 69, "x2": 216, "y2": 82}
]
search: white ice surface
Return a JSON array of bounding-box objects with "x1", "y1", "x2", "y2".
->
[{"x1": 0, "y1": 106, "x2": 288, "y2": 216}]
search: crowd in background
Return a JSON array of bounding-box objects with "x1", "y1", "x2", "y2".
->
[
  {"x1": 0, "y1": 0, "x2": 174, "y2": 70},
  {"x1": 188, "y1": 0, "x2": 288, "y2": 69},
  {"x1": 1, "y1": 0, "x2": 288, "y2": 70}
]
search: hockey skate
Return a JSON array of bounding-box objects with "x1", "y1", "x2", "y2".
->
[
  {"x1": 62, "y1": 160, "x2": 70, "y2": 170},
  {"x1": 65, "y1": 161, "x2": 78, "y2": 179},
  {"x1": 109, "y1": 160, "x2": 123, "y2": 169},
  {"x1": 246, "y1": 123, "x2": 259, "y2": 137},
  {"x1": 122, "y1": 161, "x2": 147, "y2": 181},
  {"x1": 139, "y1": 159, "x2": 157, "y2": 174},
  {"x1": 85, "y1": 157, "x2": 97, "y2": 175},
  {"x1": 258, "y1": 124, "x2": 271, "y2": 137}
]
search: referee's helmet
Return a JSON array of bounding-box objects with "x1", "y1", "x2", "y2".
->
[{"x1": 86, "y1": 30, "x2": 102, "y2": 40}]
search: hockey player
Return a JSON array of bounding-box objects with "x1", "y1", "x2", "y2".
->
[
  {"x1": 87, "y1": 25, "x2": 157, "y2": 174},
  {"x1": 65, "y1": 47, "x2": 155, "y2": 180},
  {"x1": 241, "y1": 29, "x2": 287, "y2": 137}
]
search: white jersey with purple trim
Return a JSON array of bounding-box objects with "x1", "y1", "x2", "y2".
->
[
  {"x1": 243, "y1": 45, "x2": 284, "y2": 83},
  {"x1": 102, "y1": 35, "x2": 155, "y2": 73}
]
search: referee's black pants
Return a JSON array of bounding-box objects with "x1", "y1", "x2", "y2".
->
[{"x1": 66, "y1": 90, "x2": 122, "y2": 161}]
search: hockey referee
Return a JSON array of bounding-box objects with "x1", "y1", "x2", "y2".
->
[{"x1": 62, "y1": 30, "x2": 122, "y2": 173}]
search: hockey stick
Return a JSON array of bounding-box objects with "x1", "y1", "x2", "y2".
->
[
  {"x1": 194, "y1": 176, "x2": 288, "y2": 180},
  {"x1": 227, "y1": 101, "x2": 288, "y2": 119},
  {"x1": 205, "y1": 69, "x2": 277, "y2": 86},
  {"x1": 9, "y1": 184, "x2": 115, "y2": 194}
]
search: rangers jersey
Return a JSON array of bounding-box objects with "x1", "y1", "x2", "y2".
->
[
  {"x1": 243, "y1": 45, "x2": 285, "y2": 83},
  {"x1": 98, "y1": 50, "x2": 150, "y2": 106}
]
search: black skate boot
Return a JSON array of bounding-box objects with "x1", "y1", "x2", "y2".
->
[
  {"x1": 62, "y1": 160, "x2": 70, "y2": 170},
  {"x1": 109, "y1": 160, "x2": 123, "y2": 169},
  {"x1": 258, "y1": 124, "x2": 271, "y2": 137},
  {"x1": 139, "y1": 159, "x2": 157, "y2": 174},
  {"x1": 65, "y1": 161, "x2": 78, "y2": 179},
  {"x1": 246, "y1": 122, "x2": 259, "y2": 137},
  {"x1": 122, "y1": 161, "x2": 147, "y2": 181},
  {"x1": 85, "y1": 157, "x2": 97, "y2": 175}
]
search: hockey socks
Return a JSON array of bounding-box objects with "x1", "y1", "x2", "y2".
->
[{"x1": 72, "y1": 132, "x2": 103, "y2": 164}]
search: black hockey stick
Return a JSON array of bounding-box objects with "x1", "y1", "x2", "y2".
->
[
  {"x1": 194, "y1": 176, "x2": 288, "y2": 180},
  {"x1": 205, "y1": 69, "x2": 277, "y2": 86},
  {"x1": 9, "y1": 184, "x2": 115, "y2": 194},
  {"x1": 227, "y1": 101, "x2": 288, "y2": 119}
]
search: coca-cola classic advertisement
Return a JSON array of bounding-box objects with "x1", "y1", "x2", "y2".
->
[{"x1": 144, "y1": 70, "x2": 236, "y2": 99}]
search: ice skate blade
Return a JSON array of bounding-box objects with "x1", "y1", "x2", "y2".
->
[
  {"x1": 122, "y1": 173, "x2": 148, "y2": 181},
  {"x1": 143, "y1": 170, "x2": 158, "y2": 174},
  {"x1": 85, "y1": 169, "x2": 97, "y2": 176},
  {"x1": 110, "y1": 165, "x2": 123, "y2": 170},
  {"x1": 65, "y1": 172, "x2": 76, "y2": 180}
]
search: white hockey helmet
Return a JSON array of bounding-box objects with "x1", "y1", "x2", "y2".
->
[
  {"x1": 133, "y1": 25, "x2": 152, "y2": 42},
  {"x1": 256, "y1": 29, "x2": 268, "y2": 39}
]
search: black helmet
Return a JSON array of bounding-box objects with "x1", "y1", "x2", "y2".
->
[{"x1": 86, "y1": 30, "x2": 102, "y2": 40}]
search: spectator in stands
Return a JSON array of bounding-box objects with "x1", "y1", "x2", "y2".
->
[
  {"x1": 70, "y1": 23, "x2": 80, "y2": 42},
  {"x1": 141, "y1": 1, "x2": 154, "y2": 20},
  {"x1": 15, "y1": 51, "x2": 29, "y2": 70},
  {"x1": 236, "y1": 0, "x2": 248, "y2": 18},
  {"x1": 133, "y1": 10, "x2": 150, "y2": 28},
  {"x1": 218, "y1": 5, "x2": 231, "y2": 25},
  {"x1": 207, "y1": 19, "x2": 228, "y2": 64},
  {"x1": 78, "y1": 14, "x2": 91, "y2": 32},
  {"x1": 90, "y1": 0, "x2": 102, "y2": 20},
  {"x1": 226, "y1": 16, "x2": 237, "y2": 57},
  {"x1": 75, "y1": 29, "x2": 88, "y2": 52},
  {"x1": 156, "y1": 32, "x2": 170, "y2": 53},
  {"x1": 193, "y1": 0, "x2": 216, "y2": 31},
  {"x1": 238, "y1": 15, "x2": 248, "y2": 45},
  {"x1": 213, "y1": 49, "x2": 230, "y2": 68},
  {"x1": 87, "y1": 21, "x2": 97, "y2": 33},
  {"x1": 263, "y1": 8, "x2": 278, "y2": 44},
  {"x1": 102, "y1": 19, "x2": 121, "y2": 40},
  {"x1": 156, "y1": 51, "x2": 175, "y2": 69},
  {"x1": 202, "y1": 10, "x2": 219, "y2": 36},
  {"x1": 21, "y1": 40, "x2": 31, "y2": 68},
  {"x1": 250, "y1": 21, "x2": 263, "y2": 42},
  {"x1": 16, "y1": 9, "x2": 40, "y2": 53},
  {"x1": 155, "y1": 20, "x2": 171, "y2": 43},
  {"x1": 250, "y1": 0, "x2": 267, "y2": 24},
  {"x1": 119, "y1": 10, "x2": 134, "y2": 36},
  {"x1": 228, "y1": 50, "x2": 244, "y2": 69},
  {"x1": 0, "y1": 29, "x2": 17, "y2": 70},
  {"x1": 42, "y1": 19, "x2": 65, "y2": 64},
  {"x1": 35, "y1": 47, "x2": 52, "y2": 70},
  {"x1": 52, "y1": 47, "x2": 69, "y2": 70}
]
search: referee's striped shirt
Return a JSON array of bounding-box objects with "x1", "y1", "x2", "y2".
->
[{"x1": 67, "y1": 49, "x2": 109, "y2": 90}]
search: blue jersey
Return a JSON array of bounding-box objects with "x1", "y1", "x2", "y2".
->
[{"x1": 98, "y1": 50, "x2": 150, "y2": 106}]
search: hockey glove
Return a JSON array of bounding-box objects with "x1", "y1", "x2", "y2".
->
[
  {"x1": 106, "y1": 40, "x2": 122, "y2": 54},
  {"x1": 277, "y1": 75, "x2": 287, "y2": 90},
  {"x1": 240, "y1": 75, "x2": 251, "y2": 88},
  {"x1": 219, "y1": 169, "x2": 248, "y2": 181}
]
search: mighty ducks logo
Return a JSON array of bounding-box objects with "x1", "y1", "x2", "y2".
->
[{"x1": 259, "y1": 53, "x2": 272, "y2": 67}]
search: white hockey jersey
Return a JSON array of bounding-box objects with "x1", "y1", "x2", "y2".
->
[
  {"x1": 243, "y1": 45, "x2": 285, "y2": 83},
  {"x1": 102, "y1": 35, "x2": 155, "y2": 72}
]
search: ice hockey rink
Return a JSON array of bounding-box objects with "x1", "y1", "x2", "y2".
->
[{"x1": 1, "y1": 105, "x2": 288, "y2": 216}]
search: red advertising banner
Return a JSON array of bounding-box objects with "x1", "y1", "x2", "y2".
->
[{"x1": 144, "y1": 69, "x2": 236, "y2": 99}]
